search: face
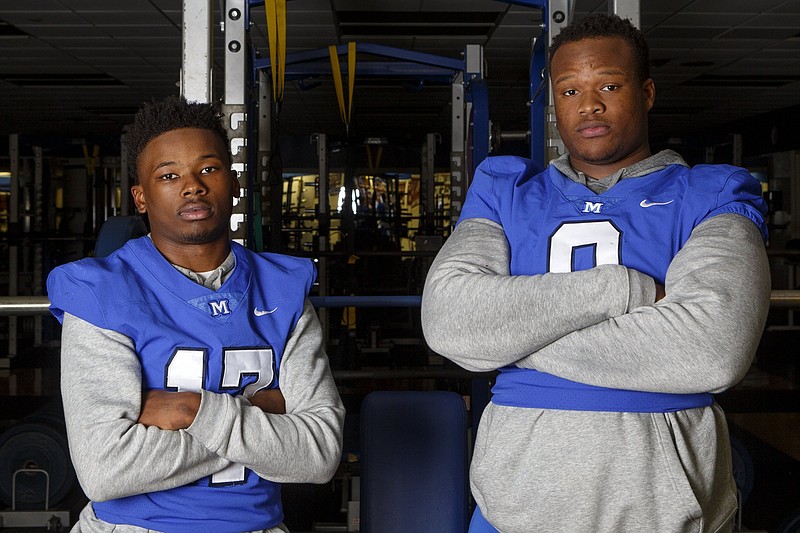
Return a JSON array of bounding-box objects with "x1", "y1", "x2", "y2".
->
[
  {"x1": 551, "y1": 36, "x2": 655, "y2": 177},
  {"x1": 131, "y1": 127, "x2": 240, "y2": 249}
]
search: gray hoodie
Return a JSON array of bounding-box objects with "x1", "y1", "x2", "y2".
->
[{"x1": 421, "y1": 151, "x2": 770, "y2": 532}]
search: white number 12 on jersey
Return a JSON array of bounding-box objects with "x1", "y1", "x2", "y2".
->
[{"x1": 165, "y1": 347, "x2": 276, "y2": 484}]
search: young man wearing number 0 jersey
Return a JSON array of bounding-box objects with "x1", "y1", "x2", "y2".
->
[
  {"x1": 422, "y1": 14, "x2": 770, "y2": 532},
  {"x1": 47, "y1": 96, "x2": 344, "y2": 533}
]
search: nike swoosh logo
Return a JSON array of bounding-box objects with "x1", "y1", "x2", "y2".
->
[
  {"x1": 640, "y1": 199, "x2": 674, "y2": 208},
  {"x1": 253, "y1": 306, "x2": 278, "y2": 316}
]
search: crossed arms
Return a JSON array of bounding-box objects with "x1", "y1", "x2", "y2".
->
[
  {"x1": 421, "y1": 214, "x2": 771, "y2": 394},
  {"x1": 137, "y1": 387, "x2": 285, "y2": 430},
  {"x1": 60, "y1": 300, "x2": 344, "y2": 501}
]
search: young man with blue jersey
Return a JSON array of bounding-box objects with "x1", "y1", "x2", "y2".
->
[
  {"x1": 47, "y1": 96, "x2": 344, "y2": 532},
  {"x1": 422, "y1": 13, "x2": 770, "y2": 532}
]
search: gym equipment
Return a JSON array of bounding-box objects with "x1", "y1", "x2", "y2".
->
[
  {"x1": 360, "y1": 391, "x2": 469, "y2": 533},
  {"x1": 0, "y1": 419, "x2": 75, "y2": 510}
]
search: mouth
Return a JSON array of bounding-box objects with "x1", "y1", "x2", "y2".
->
[
  {"x1": 577, "y1": 122, "x2": 610, "y2": 138},
  {"x1": 178, "y1": 202, "x2": 213, "y2": 221}
]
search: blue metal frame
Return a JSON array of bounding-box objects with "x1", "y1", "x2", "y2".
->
[
  {"x1": 254, "y1": 42, "x2": 464, "y2": 83},
  {"x1": 249, "y1": 0, "x2": 553, "y2": 171},
  {"x1": 500, "y1": 0, "x2": 551, "y2": 167},
  {"x1": 254, "y1": 41, "x2": 489, "y2": 176}
]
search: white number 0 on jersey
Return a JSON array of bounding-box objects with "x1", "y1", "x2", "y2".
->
[
  {"x1": 165, "y1": 347, "x2": 276, "y2": 484},
  {"x1": 549, "y1": 220, "x2": 621, "y2": 273}
]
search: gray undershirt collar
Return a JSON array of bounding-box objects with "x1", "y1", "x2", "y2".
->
[
  {"x1": 145, "y1": 234, "x2": 235, "y2": 290},
  {"x1": 551, "y1": 149, "x2": 688, "y2": 194},
  {"x1": 173, "y1": 250, "x2": 236, "y2": 290}
]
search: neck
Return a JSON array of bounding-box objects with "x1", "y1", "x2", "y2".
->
[
  {"x1": 151, "y1": 238, "x2": 231, "y2": 272},
  {"x1": 571, "y1": 144, "x2": 652, "y2": 179}
]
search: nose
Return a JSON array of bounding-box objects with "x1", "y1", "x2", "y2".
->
[
  {"x1": 578, "y1": 91, "x2": 605, "y2": 115},
  {"x1": 181, "y1": 173, "x2": 207, "y2": 197}
]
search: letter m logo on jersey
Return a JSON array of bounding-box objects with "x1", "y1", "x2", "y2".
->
[
  {"x1": 582, "y1": 201, "x2": 603, "y2": 214},
  {"x1": 209, "y1": 299, "x2": 232, "y2": 316}
]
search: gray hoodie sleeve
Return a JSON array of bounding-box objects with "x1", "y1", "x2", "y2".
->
[
  {"x1": 517, "y1": 213, "x2": 771, "y2": 393},
  {"x1": 421, "y1": 217, "x2": 657, "y2": 371},
  {"x1": 60, "y1": 313, "x2": 229, "y2": 502},
  {"x1": 186, "y1": 299, "x2": 345, "y2": 483}
]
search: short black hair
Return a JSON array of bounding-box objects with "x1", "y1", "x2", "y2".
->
[
  {"x1": 549, "y1": 13, "x2": 650, "y2": 83},
  {"x1": 125, "y1": 95, "x2": 230, "y2": 183}
]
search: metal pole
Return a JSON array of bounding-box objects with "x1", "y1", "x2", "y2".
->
[
  {"x1": 3, "y1": 291, "x2": 799, "y2": 316},
  {"x1": 316, "y1": 133, "x2": 329, "y2": 340},
  {"x1": 450, "y1": 71, "x2": 466, "y2": 230},
  {"x1": 181, "y1": 0, "x2": 213, "y2": 103},
  {"x1": 529, "y1": 30, "x2": 547, "y2": 168},
  {"x1": 257, "y1": 69, "x2": 281, "y2": 253},
  {"x1": 422, "y1": 133, "x2": 436, "y2": 233},
  {"x1": 610, "y1": 0, "x2": 640, "y2": 28},
  {"x1": 544, "y1": 0, "x2": 570, "y2": 163},
  {"x1": 33, "y1": 146, "x2": 43, "y2": 345},
  {"x1": 120, "y1": 133, "x2": 130, "y2": 215},
  {"x1": 8, "y1": 134, "x2": 19, "y2": 359},
  {"x1": 223, "y1": 0, "x2": 249, "y2": 245}
]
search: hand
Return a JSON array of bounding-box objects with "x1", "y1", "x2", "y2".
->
[
  {"x1": 248, "y1": 388, "x2": 286, "y2": 414},
  {"x1": 137, "y1": 390, "x2": 201, "y2": 430},
  {"x1": 655, "y1": 283, "x2": 666, "y2": 302}
]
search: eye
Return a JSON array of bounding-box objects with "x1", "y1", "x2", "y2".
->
[
  {"x1": 601, "y1": 84, "x2": 620, "y2": 92},
  {"x1": 562, "y1": 89, "x2": 577, "y2": 97},
  {"x1": 158, "y1": 172, "x2": 179, "y2": 181},
  {"x1": 200, "y1": 166, "x2": 218, "y2": 174}
]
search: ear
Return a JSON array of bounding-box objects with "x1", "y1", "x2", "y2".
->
[
  {"x1": 231, "y1": 170, "x2": 242, "y2": 200},
  {"x1": 131, "y1": 184, "x2": 147, "y2": 214},
  {"x1": 642, "y1": 78, "x2": 655, "y2": 112}
]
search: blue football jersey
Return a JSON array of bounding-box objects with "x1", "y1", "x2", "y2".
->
[
  {"x1": 47, "y1": 237, "x2": 316, "y2": 532},
  {"x1": 460, "y1": 156, "x2": 768, "y2": 412}
]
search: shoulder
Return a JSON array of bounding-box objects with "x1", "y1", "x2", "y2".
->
[
  {"x1": 683, "y1": 164, "x2": 761, "y2": 195},
  {"x1": 474, "y1": 155, "x2": 544, "y2": 185},
  {"x1": 681, "y1": 164, "x2": 768, "y2": 240},
  {"x1": 46, "y1": 241, "x2": 145, "y2": 325},
  {"x1": 47, "y1": 258, "x2": 101, "y2": 301},
  {"x1": 47, "y1": 241, "x2": 138, "y2": 290},
  {"x1": 234, "y1": 243, "x2": 317, "y2": 282},
  {"x1": 460, "y1": 156, "x2": 548, "y2": 226},
  {"x1": 463, "y1": 156, "x2": 546, "y2": 214}
]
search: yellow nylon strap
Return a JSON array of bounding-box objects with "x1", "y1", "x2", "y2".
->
[
  {"x1": 346, "y1": 42, "x2": 356, "y2": 123},
  {"x1": 342, "y1": 254, "x2": 359, "y2": 331},
  {"x1": 329, "y1": 45, "x2": 347, "y2": 125},
  {"x1": 276, "y1": 0, "x2": 286, "y2": 96},
  {"x1": 366, "y1": 145, "x2": 383, "y2": 174},
  {"x1": 265, "y1": 0, "x2": 287, "y2": 102},
  {"x1": 329, "y1": 42, "x2": 357, "y2": 128},
  {"x1": 82, "y1": 144, "x2": 99, "y2": 178}
]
